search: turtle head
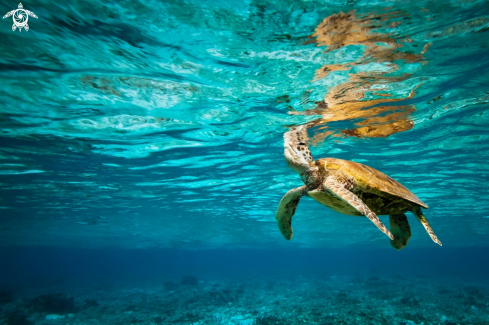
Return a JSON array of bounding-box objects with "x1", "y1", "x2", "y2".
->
[{"x1": 284, "y1": 126, "x2": 315, "y2": 175}]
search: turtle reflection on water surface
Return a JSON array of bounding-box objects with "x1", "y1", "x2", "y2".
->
[{"x1": 276, "y1": 126, "x2": 441, "y2": 250}]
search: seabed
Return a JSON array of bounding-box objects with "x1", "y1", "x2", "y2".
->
[{"x1": 1, "y1": 274, "x2": 488, "y2": 325}]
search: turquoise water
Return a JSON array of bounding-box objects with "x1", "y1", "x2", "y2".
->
[{"x1": 1, "y1": 0, "x2": 489, "y2": 324}]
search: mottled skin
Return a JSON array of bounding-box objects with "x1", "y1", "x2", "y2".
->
[{"x1": 276, "y1": 126, "x2": 442, "y2": 250}]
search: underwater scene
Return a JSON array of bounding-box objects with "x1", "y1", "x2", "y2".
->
[{"x1": 1, "y1": 0, "x2": 489, "y2": 324}]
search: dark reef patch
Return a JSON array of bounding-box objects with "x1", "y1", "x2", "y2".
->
[
  {"x1": 28, "y1": 293, "x2": 76, "y2": 314},
  {"x1": 180, "y1": 275, "x2": 198, "y2": 286}
]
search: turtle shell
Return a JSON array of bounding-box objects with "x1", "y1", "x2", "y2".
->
[{"x1": 316, "y1": 158, "x2": 428, "y2": 209}]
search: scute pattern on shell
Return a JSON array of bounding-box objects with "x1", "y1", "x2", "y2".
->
[{"x1": 316, "y1": 158, "x2": 428, "y2": 209}]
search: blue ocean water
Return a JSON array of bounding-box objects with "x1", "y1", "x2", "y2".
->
[{"x1": 1, "y1": 0, "x2": 489, "y2": 324}]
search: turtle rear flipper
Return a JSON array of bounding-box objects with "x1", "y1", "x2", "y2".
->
[
  {"x1": 389, "y1": 214, "x2": 411, "y2": 250},
  {"x1": 412, "y1": 206, "x2": 442, "y2": 246},
  {"x1": 323, "y1": 176, "x2": 394, "y2": 240},
  {"x1": 276, "y1": 185, "x2": 307, "y2": 240},
  {"x1": 12, "y1": 24, "x2": 16, "y2": 31},
  {"x1": 24, "y1": 23, "x2": 28, "y2": 31}
]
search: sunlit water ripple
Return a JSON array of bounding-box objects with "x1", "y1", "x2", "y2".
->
[{"x1": 0, "y1": 0, "x2": 488, "y2": 249}]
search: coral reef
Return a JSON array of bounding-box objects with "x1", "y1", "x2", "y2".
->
[{"x1": 0, "y1": 275, "x2": 488, "y2": 324}]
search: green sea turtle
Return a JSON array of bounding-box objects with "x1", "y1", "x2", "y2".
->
[{"x1": 275, "y1": 126, "x2": 441, "y2": 250}]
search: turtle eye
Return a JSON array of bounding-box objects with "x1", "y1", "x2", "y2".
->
[{"x1": 298, "y1": 142, "x2": 306, "y2": 145}]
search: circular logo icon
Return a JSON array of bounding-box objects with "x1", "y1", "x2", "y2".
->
[{"x1": 13, "y1": 9, "x2": 27, "y2": 27}]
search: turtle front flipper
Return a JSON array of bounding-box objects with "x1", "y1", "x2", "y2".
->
[
  {"x1": 389, "y1": 214, "x2": 411, "y2": 250},
  {"x1": 3, "y1": 10, "x2": 15, "y2": 19},
  {"x1": 276, "y1": 185, "x2": 308, "y2": 240},
  {"x1": 412, "y1": 206, "x2": 442, "y2": 246},
  {"x1": 323, "y1": 177, "x2": 394, "y2": 240}
]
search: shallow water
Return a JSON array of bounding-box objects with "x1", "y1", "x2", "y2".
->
[{"x1": 1, "y1": 0, "x2": 489, "y2": 323}]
